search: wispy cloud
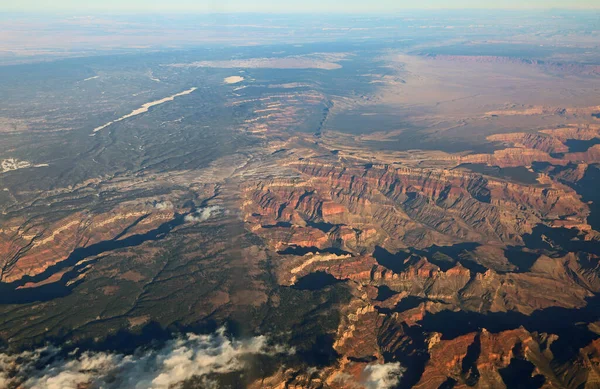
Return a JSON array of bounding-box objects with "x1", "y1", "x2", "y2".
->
[{"x1": 0, "y1": 327, "x2": 292, "y2": 389}]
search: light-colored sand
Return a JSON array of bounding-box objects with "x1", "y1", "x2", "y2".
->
[
  {"x1": 0, "y1": 158, "x2": 48, "y2": 173},
  {"x1": 148, "y1": 71, "x2": 161, "y2": 82},
  {"x1": 169, "y1": 57, "x2": 343, "y2": 70},
  {"x1": 224, "y1": 76, "x2": 245, "y2": 84},
  {"x1": 268, "y1": 83, "x2": 312, "y2": 89},
  {"x1": 93, "y1": 87, "x2": 197, "y2": 133}
]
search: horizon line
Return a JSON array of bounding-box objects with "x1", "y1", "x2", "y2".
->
[{"x1": 2, "y1": 7, "x2": 600, "y2": 14}]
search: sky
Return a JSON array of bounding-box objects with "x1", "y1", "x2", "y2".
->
[{"x1": 2, "y1": 0, "x2": 599, "y2": 13}]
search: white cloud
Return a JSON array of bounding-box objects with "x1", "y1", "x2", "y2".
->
[
  {"x1": 362, "y1": 362, "x2": 405, "y2": 389},
  {"x1": 153, "y1": 201, "x2": 174, "y2": 210},
  {"x1": 0, "y1": 328, "x2": 291, "y2": 389},
  {"x1": 184, "y1": 206, "x2": 223, "y2": 223}
]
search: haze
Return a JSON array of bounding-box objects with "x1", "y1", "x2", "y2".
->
[{"x1": 2, "y1": 0, "x2": 600, "y2": 12}]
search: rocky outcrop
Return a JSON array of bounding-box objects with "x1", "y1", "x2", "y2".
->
[
  {"x1": 488, "y1": 132, "x2": 569, "y2": 154},
  {"x1": 540, "y1": 125, "x2": 600, "y2": 142},
  {"x1": 461, "y1": 125, "x2": 600, "y2": 167},
  {"x1": 460, "y1": 147, "x2": 565, "y2": 167},
  {"x1": 0, "y1": 205, "x2": 177, "y2": 283},
  {"x1": 414, "y1": 327, "x2": 600, "y2": 389},
  {"x1": 244, "y1": 161, "x2": 588, "y2": 250}
]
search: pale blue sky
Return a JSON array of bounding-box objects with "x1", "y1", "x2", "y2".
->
[{"x1": 2, "y1": 0, "x2": 599, "y2": 13}]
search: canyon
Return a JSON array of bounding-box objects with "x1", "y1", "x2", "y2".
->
[{"x1": 1, "y1": 20, "x2": 600, "y2": 388}]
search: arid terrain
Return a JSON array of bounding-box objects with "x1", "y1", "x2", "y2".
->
[{"x1": 1, "y1": 11, "x2": 600, "y2": 389}]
